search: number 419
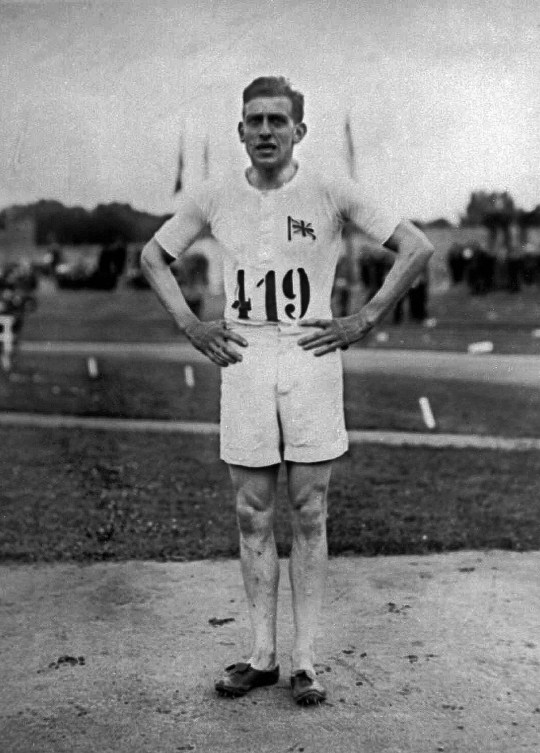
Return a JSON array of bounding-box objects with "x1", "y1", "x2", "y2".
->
[{"x1": 232, "y1": 267, "x2": 310, "y2": 321}]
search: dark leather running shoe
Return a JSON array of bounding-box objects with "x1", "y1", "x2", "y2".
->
[
  {"x1": 290, "y1": 670, "x2": 327, "y2": 705},
  {"x1": 215, "y1": 662, "x2": 280, "y2": 698}
]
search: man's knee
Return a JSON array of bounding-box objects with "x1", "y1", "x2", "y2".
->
[
  {"x1": 236, "y1": 486, "x2": 274, "y2": 537},
  {"x1": 229, "y1": 464, "x2": 278, "y2": 538},
  {"x1": 290, "y1": 479, "x2": 328, "y2": 537}
]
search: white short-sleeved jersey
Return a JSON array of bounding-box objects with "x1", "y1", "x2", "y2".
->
[{"x1": 155, "y1": 166, "x2": 399, "y2": 326}]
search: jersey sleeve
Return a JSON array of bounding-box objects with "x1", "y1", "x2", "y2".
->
[
  {"x1": 153, "y1": 186, "x2": 211, "y2": 260},
  {"x1": 331, "y1": 177, "x2": 401, "y2": 245}
]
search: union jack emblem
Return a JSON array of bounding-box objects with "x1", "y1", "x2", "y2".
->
[{"x1": 287, "y1": 215, "x2": 316, "y2": 241}]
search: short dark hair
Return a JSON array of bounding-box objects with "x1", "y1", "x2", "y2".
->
[{"x1": 242, "y1": 76, "x2": 304, "y2": 123}]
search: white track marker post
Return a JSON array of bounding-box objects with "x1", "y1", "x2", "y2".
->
[
  {"x1": 0, "y1": 315, "x2": 15, "y2": 372},
  {"x1": 419, "y1": 396, "x2": 437, "y2": 431},
  {"x1": 87, "y1": 356, "x2": 99, "y2": 379},
  {"x1": 467, "y1": 341, "x2": 493, "y2": 355},
  {"x1": 184, "y1": 365, "x2": 195, "y2": 388}
]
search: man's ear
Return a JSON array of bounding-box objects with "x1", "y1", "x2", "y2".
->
[
  {"x1": 238, "y1": 122, "x2": 245, "y2": 143},
  {"x1": 293, "y1": 122, "x2": 307, "y2": 144}
]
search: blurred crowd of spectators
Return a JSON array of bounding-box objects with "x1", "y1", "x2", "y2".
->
[
  {"x1": 332, "y1": 247, "x2": 429, "y2": 323},
  {"x1": 447, "y1": 237, "x2": 540, "y2": 295}
]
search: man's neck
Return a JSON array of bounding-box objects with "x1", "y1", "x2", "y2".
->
[{"x1": 246, "y1": 160, "x2": 298, "y2": 191}]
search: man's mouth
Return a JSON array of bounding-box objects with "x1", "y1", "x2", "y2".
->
[{"x1": 256, "y1": 143, "x2": 277, "y2": 152}]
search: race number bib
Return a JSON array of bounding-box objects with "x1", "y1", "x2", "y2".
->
[{"x1": 232, "y1": 267, "x2": 310, "y2": 321}]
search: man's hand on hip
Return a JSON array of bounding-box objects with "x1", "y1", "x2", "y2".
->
[
  {"x1": 297, "y1": 313, "x2": 375, "y2": 356},
  {"x1": 184, "y1": 320, "x2": 248, "y2": 366}
]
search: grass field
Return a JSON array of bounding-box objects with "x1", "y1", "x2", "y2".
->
[
  {"x1": 1, "y1": 426, "x2": 539, "y2": 563},
  {"x1": 2, "y1": 353, "x2": 540, "y2": 437},
  {"x1": 2, "y1": 231, "x2": 539, "y2": 564},
  {"x1": 19, "y1": 258, "x2": 540, "y2": 354}
]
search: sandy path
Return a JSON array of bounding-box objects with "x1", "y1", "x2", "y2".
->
[{"x1": 1, "y1": 551, "x2": 538, "y2": 752}]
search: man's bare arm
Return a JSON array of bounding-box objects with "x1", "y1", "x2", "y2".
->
[
  {"x1": 298, "y1": 220, "x2": 434, "y2": 355},
  {"x1": 140, "y1": 238, "x2": 247, "y2": 366},
  {"x1": 360, "y1": 220, "x2": 435, "y2": 325}
]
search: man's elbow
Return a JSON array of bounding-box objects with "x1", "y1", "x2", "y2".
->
[
  {"x1": 140, "y1": 239, "x2": 164, "y2": 276},
  {"x1": 404, "y1": 225, "x2": 435, "y2": 266},
  {"x1": 398, "y1": 237, "x2": 434, "y2": 271},
  {"x1": 386, "y1": 220, "x2": 435, "y2": 262}
]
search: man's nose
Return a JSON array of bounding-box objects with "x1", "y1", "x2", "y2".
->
[{"x1": 259, "y1": 117, "x2": 272, "y2": 137}]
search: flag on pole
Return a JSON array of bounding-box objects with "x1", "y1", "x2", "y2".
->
[
  {"x1": 173, "y1": 130, "x2": 185, "y2": 194},
  {"x1": 344, "y1": 114, "x2": 357, "y2": 181}
]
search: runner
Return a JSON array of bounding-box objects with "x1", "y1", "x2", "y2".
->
[{"x1": 141, "y1": 76, "x2": 434, "y2": 705}]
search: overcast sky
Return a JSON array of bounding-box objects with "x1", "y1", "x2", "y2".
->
[{"x1": 1, "y1": 0, "x2": 539, "y2": 221}]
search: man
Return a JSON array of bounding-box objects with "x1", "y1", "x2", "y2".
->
[{"x1": 141, "y1": 76, "x2": 434, "y2": 705}]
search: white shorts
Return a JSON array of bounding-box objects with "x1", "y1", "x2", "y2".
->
[{"x1": 220, "y1": 323, "x2": 349, "y2": 467}]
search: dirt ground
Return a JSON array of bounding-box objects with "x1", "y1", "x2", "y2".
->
[{"x1": 1, "y1": 551, "x2": 538, "y2": 753}]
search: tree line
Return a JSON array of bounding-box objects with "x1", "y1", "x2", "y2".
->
[
  {"x1": 2, "y1": 192, "x2": 539, "y2": 248},
  {"x1": 461, "y1": 192, "x2": 540, "y2": 228},
  {"x1": 0, "y1": 200, "x2": 172, "y2": 246}
]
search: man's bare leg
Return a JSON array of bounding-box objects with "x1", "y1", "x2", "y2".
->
[
  {"x1": 229, "y1": 463, "x2": 280, "y2": 671},
  {"x1": 287, "y1": 460, "x2": 333, "y2": 675}
]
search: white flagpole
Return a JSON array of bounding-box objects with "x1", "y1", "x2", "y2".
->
[{"x1": 343, "y1": 113, "x2": 361, "y2": 314}]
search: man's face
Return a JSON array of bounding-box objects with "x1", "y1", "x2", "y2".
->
[{"x1": 238, "y1": 96, "x2": 306, "y2": 170}]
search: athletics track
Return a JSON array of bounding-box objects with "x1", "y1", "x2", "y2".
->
[{"x1": 5, "y1": 341, "x2": 540, "y2": 450}]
